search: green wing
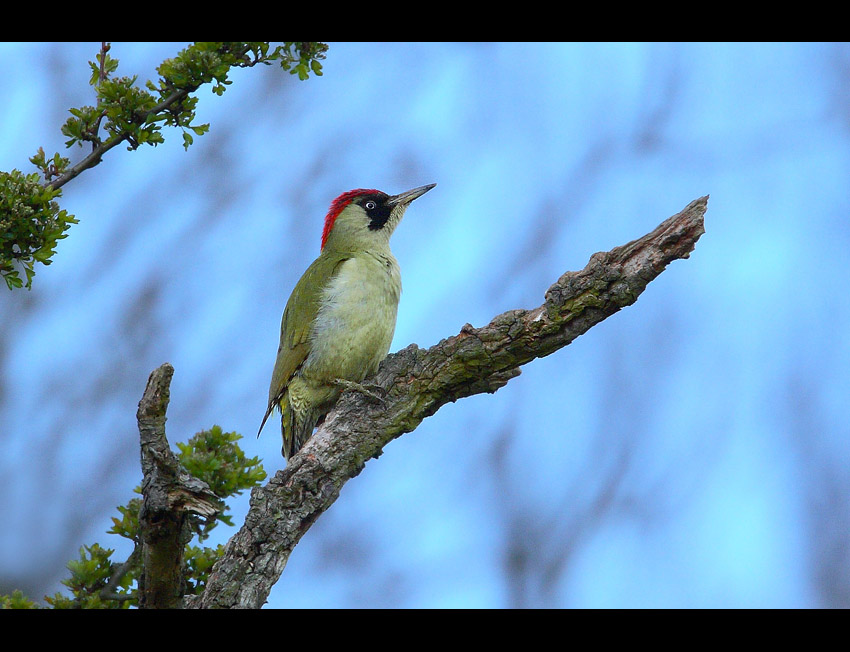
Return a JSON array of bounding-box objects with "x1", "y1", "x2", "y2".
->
[{"x1": 258, "y1": 253, "x2": 349, "y2": 435}]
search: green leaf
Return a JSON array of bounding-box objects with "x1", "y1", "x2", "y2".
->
[
  {"x1": 88, "y1": 60, "x2": 101, "y2": 86},
  {"x1": 29, "y1": 147, "x2": 47, "y2": 170},
  {"x1": 32, "y1": 247, "x2": 54, "y2": 262},
  {"x1": 3, "y1": 271, "x2": 22, "y2": 290}
]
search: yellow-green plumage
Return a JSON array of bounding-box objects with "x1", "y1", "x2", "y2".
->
[{"x1": 259, "y1": 184, "x2": 435, "y2": 459}]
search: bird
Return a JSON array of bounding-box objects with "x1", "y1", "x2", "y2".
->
[{"x1": 259, "y1": 183, "x2": 436, "y2": 459}]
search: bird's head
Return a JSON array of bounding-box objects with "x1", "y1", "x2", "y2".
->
[{"x1": 320, "y1": 183, "x2": 436, "y2": 252}]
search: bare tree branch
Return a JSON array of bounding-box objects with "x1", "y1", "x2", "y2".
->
[
  {"x1": 99, "y1": 545, "x2": 140, "y2": 603},
  {"x1": 187, "y1": 195, "x2": 708, "y2": 609},
  {"x1": 136, "y1": 363, "x2": 221, "y2": 609}
]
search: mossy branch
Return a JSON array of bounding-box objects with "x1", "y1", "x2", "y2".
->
[
  {"x1": 186, "y1": 195, "x2": 708, "y2": 609},
  {"x1": 137, "y1": 364, "x2": 223, "y2": 609}
]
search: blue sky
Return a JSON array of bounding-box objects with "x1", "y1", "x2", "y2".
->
[{"x1": 1, "y1": 42, "x2": 848, "y2": 608}]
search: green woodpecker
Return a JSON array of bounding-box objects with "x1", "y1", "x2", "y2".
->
[{"x1": 259, "y1": 183, "x2": 436, "y2": 459}]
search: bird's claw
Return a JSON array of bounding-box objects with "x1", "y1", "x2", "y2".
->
[{"x1": 333, "y1": 379, "x2": 386, "y2": 404}]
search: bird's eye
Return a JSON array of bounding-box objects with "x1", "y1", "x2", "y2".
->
[{"x1": 365, "y1": 201, "x2": 377, "y2": 210}]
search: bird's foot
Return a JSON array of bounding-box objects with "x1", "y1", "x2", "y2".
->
[{"x1": 333, "y1": 379, "x2": 386, "y2": 404}]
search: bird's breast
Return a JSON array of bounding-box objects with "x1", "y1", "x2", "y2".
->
[{"x1": 304, "y1": 253, "x2": 401, "y2": 382}]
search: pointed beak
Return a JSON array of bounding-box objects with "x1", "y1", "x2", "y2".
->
[{"x1": 386, "y1": 183, "x2": 436, "y2": 207}]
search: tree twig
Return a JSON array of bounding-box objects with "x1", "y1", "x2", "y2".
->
[
  {"x1": 45, "y1": 43, "x2": 255, "y2": 192},
  {"x1": 98, "y1": 544, "x2": 139, "y2": 603},
  {"x1": 45, "y1": 83, "x2": 200, "y2": 192},
  {"x1": 187, "y1": 195, "x2": 708, "y2": 609}
]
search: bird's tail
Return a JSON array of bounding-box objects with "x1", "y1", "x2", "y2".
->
[
  {"x1": 280, "y1": 400, "x2": 319, "y2": 461},
  {"x1": 257, "y1": 404, "x2": 274, "y2": 438}
]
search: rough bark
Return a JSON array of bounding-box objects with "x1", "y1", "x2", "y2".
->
[
  {"x1": 137, "y1": 363, "x2": 221, "y2": 609},
  {"x1": 181, "y1": 195, "x2": 708, "y2": 608}
]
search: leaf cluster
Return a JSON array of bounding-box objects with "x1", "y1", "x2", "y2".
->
[
  {"x1": 61, "y1": 42, "x2": 326, "y2": 154},
  {"x1": 0, "y1": 165, "x2": 78, "y2": 289},
  {"x1": 1, "y1": 41, "x2": 328, "y2": 290},
  {"x1": 43, "y1": 544, "x2": 135, "y2": 609},
  {"x1": 0, "y1": 427, "x2": 265, "y2": 608},
  {"x1": 177, "y1": 425, "x2": 267, "y2": 534}
]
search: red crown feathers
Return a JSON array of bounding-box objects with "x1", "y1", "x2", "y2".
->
[{"x1": 321, "y1": 188, "x2": 381, "y2": 250}]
